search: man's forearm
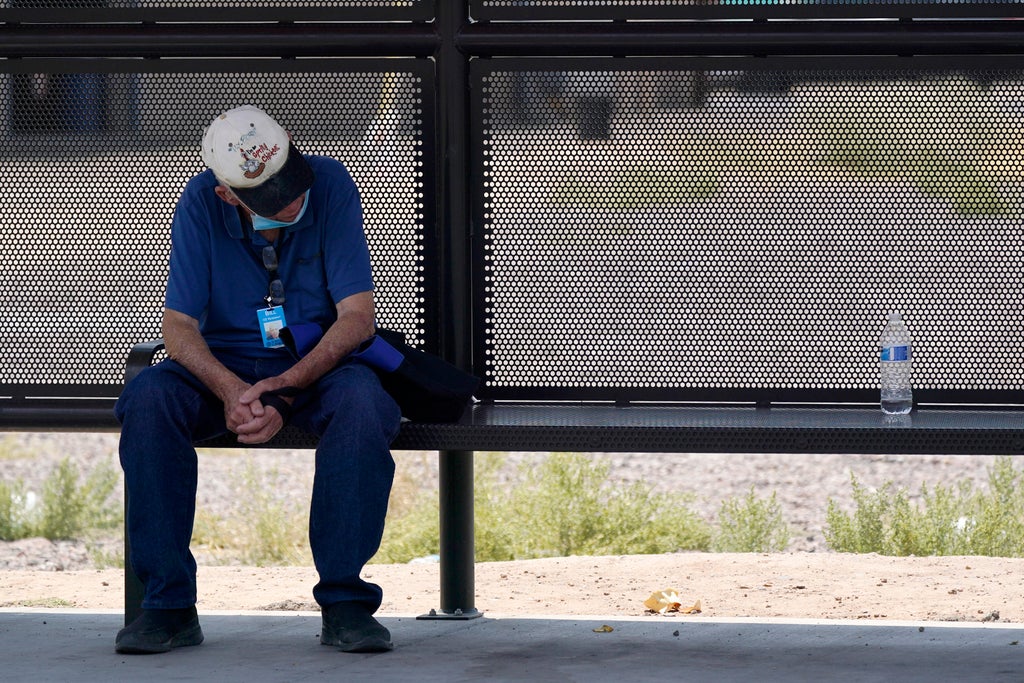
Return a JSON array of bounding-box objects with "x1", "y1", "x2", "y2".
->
[
  {"x1": 276, "y1": 306, "x2": 375, "y2": 390},
  {"x1": 163, "y1": 310, "x2": 246, "y2": 402}
]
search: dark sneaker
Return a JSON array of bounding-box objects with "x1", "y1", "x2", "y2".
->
[
  {"x1": 115, "y1": 607, "x2": 204, "y2": 654},
  {"x1": 321, "y1": 602, "x2": 393, "y2": 653}
]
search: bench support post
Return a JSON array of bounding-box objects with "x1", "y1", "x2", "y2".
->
[{"x1": 419, "y1": 449, "x2": 482, "y2": 619}]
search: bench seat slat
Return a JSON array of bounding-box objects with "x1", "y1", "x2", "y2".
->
[
  {"x1": 4, "y1": 399, "x2": 1023, "y2": 457},
  {"x1": 393, "y1": 404, "x2": 1024, "y2": 456}
]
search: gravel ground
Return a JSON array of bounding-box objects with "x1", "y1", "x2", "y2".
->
[{"x1": 0, "y1": 431, "x2": 1007, "y2": 571}]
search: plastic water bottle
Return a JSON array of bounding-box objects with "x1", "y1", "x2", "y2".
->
[{"x1": 879, "y1": 312, "x2": 913, "y2": 415}]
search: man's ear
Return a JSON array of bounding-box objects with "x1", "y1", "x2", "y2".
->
[{"x1": 214, "y1": 186, "x2": 241, "y2": 206}]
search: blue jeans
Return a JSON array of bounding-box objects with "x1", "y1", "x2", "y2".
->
[{"x1": 115, "y1": 354, "x2": 401, "y2": 612}]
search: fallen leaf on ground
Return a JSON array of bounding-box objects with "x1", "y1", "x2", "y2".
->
[
  {"x1": 644, "y1": 589, "x2": 682, "y2": 614},
  {"x1": 593, "y1": 624, "x2": 614, "y2": 632},
  {"x1": 681, "y1": 599, "x2": 702, "y2": 614},
  {"x1": 644, "y1": 589, "x2": 700, "y2": 615}
]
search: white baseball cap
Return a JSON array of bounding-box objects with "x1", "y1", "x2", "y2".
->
[{"x1": 201, "y1": 105, "x2": 315, "y2": 217}]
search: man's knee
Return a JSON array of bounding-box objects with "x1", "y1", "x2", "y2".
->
[
  {"x1": 115, "y1": 361, "x2": 203, "y2": 425},
  {"x1": 314, "y1": 364, "x2": 401, "y2": 435}
]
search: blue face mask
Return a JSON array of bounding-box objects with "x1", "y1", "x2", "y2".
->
[{"x1": 251, "y1": 192, "x2": 309, "y2": 231}]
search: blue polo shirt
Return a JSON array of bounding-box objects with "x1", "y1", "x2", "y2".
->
[{"x1": 164, "y1": 155, "x2": 374, "y2": 360}]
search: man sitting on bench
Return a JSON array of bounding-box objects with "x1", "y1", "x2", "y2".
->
[{"x1": 114, "y1": 105, "x2": 401, "y2": 655}]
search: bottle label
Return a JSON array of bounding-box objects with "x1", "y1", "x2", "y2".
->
[{"x1": 881, "y1": 345, "x2": 911, "y2": 362}]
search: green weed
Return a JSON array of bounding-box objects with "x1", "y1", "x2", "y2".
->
[
  {"x1": 0, "y1": 478, "x2": 30, "y2": 540},
  {"x1": 825, "y1": 457, "x2": 1024, "y2": 556},
  {"x1": 713, "y1": 486, "x2": 791, "y2": 553},
  {"x1": 2, "y1": 597, "x2": 75, "y2": 608},
  {"x1": 0, "y1": 458, "x2": 120, "y2": 541},
  {"x1": 374, "y1": 453, "x2": 711, "y2": 563}
]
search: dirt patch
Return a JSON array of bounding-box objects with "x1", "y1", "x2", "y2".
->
[{"x1": 2, "y1": 553, "x2": 1021, "y2": 623}]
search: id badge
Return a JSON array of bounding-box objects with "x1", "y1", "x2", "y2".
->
[{"x1": 257, "y1": 306, "x2": 287, "y2": 349}]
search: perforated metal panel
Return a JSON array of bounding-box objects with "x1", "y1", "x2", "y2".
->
[
  {"x1": 0, "y1": 59, "x2": 432, "y2": 397},
  {"x1": 475, "y1": 57, "x2": 1024, "y2": 403},
  {"x1": 472, "y1": 0, "x2": 1020, "y2": 20},
  {"x1": 0, "y1": 0, "x2": 431, "y2": 22},
  {"x1": 7, "y1": 0, "x2": 420, "y2": 5}
]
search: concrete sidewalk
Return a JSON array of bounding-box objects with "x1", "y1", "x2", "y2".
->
[{"x1": 1, "y1": 609, "x2": 1021, "y2": 682}]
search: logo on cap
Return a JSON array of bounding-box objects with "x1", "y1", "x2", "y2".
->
[{"x1": 229, "y1": 127, "x2": 282, "y2": 180}]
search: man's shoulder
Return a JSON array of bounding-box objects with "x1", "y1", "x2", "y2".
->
[
  {"x1": 178, "y1": 169, "x2": 219, "y2": 205},
  {"x1": 306, "y1": 156, "x2": 355, "y2": 184},
  {"x1": 173, "y1": 170, "x2": 240, "y2": 239}
]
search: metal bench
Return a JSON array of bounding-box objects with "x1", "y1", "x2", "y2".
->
[
  {"x1": 118, "y1": 338, "x2": 1024, "y2": 623},
  {"x1": 3, "y1": 1, "x2": 1024, "y2": 626}
]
